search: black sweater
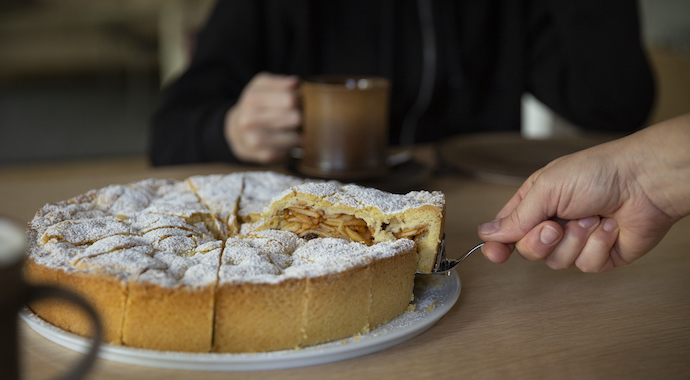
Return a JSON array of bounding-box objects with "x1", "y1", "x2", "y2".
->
[{"x1": 150, "y1": 0, "x2": 655, "y2": 165}]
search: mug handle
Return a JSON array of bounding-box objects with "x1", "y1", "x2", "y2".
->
[{"x1": 25, "y1": 285, "x2": 102, "y2": 380}]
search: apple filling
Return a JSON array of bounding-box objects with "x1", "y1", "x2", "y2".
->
[{"x1": 271, "y1": 205, "x2": 428, "y2": 247}]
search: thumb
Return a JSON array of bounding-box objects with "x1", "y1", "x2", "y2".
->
[{"x1": 479, "y1": 188, "x2": 555, "y2": 244}]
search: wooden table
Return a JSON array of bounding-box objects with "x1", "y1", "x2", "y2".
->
[{"x1": 3, "y1": 152, "x2": 689, "y2": 379}]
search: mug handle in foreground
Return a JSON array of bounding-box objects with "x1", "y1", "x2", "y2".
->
[{"x1": 25, "y1": 285, "x2": 102, "y2": 380}]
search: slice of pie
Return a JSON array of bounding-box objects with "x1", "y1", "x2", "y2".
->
[{"x1": 257, "y1": 182, "x2": 445, "y2": 273}]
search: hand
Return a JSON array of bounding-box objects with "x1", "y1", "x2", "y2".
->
[
  {"x1": 225, "y1": 72, "x2": 301, "y2": 163},
  {"x1": 477, "y1": 133, "x2": 680, "y2": 273}
]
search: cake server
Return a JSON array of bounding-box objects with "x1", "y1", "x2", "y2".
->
[{"x1": 423, "y1": 237, "x2": 484, "y2": 275}]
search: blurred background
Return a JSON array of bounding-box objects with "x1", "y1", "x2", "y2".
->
[{"x1": 0, "y1": 0, "x2": 688, "y2": 166}]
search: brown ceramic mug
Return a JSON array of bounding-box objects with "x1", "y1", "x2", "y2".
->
[
  {"x1": 0, "y1": 218, "x2": 102, "y2": 380},
  {"x1": 299, "y1": 76, "x2": 390, "y2": 180}
]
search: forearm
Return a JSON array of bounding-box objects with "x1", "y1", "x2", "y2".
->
[
  {"x1": 627, "y1": 114, "x2": 690, "y2": 220},
  {"x1": 149, "y1": 99, "x2": 239, "y2": 165},
  {"x1": 149, "y1": 0, "x2": 266, "y2": 165}
]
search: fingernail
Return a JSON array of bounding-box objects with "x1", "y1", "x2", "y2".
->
[
  {"x1": 540, "y1": 225, "x2": 560, "y2": 245},
  {"x1": 578, "y1": 216, "x2": 599, "y2": 229},
  {"x1": 603, "y1": 218, "x2": 618, "y2": 232},
  {"x1": 478, "y1": 220, "x2": 500, "y2": 235}
]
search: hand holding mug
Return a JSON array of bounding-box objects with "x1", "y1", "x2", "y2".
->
[{"x1": 224, "y1": 72, "x2": 302, "y2": 164}]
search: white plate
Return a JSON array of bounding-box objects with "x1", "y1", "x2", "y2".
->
[{"x1": 20, "y1": 271, "x2": 460, "y2": 371}]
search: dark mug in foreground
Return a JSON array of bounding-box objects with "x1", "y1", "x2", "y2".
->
[
  {"x1": 0, "y1": 218, "x2": 102, "y2": 380},
  {"x1": 299, "y1": 76, "x2": 390, "y2": 180}
]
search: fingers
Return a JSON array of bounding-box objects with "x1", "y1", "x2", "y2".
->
[
  {"x1": 543, "y1": 216, "x2": 600, "y2": 270},
  {"x1": 480, "y1": 215, "x2": 622, "y2": 274},
  {"x1": 514, "y1": 216, "x2": 620, "y2": 273},
  {"x1": 478, "y1": 193, "x2": 552, "y2": 245},
  {"x1": 233, "y1": 108, "x2": 301, "y2": 160},
  {"x1": 241, "y1": 125, "x2": 301, "y2": 152},
  {"x1": 573, "y1": 218, "x2": 619, "y2": 273},
  {"x1": 481, "y1": 242, "x2": 515, "y2": 264},
  {"x1": 479, "y1": 171, "x2": 565, "y2": 246},
  {"x1": 236, "y1": 108, "x2": 301, "y2": 133},
  {"x1": 241, "y1": 88, "x2": 300, "y2": 111},
  {"x1": 227, "y1": 73, "x2": 303, "y2": 163},
  {"x1": 514, "y1": 220, "x2": 564, "y2": 262},
  {"x1": 243, "y1": 74, "x2": 300, "y2": 111},
  {"x1": 480, "y1": 220, "x2": 580, "y2": 267},
  {"x1": 226, "y1": 106, "x2": 301, "y2": 164},
  {"x1": 249, "y1": 73, "x2": 300, "y2": 91}
]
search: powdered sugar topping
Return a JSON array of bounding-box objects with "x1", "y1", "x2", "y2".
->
[{"x1": 27, "y1": 171, "x2": 441, "y2": 288}]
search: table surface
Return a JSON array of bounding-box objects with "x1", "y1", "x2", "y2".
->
[{"x1": 3, "y1": 148, "x2": 689, "y2": 380}]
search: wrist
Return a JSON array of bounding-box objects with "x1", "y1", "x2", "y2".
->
[
  {"x1": 631, "y1": 114, "x2": 690, "y2": 220},
  {"x1": 224, "y1": 106, "x2": 250, "y2": 163}
]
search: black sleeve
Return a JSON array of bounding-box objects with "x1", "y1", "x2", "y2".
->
[
  {"x1": 149, "y1": 0, "x2": 266, "y2": 166},
  {"x1": 526, "y1": 0, "x2": 655, "y2": 132}
]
